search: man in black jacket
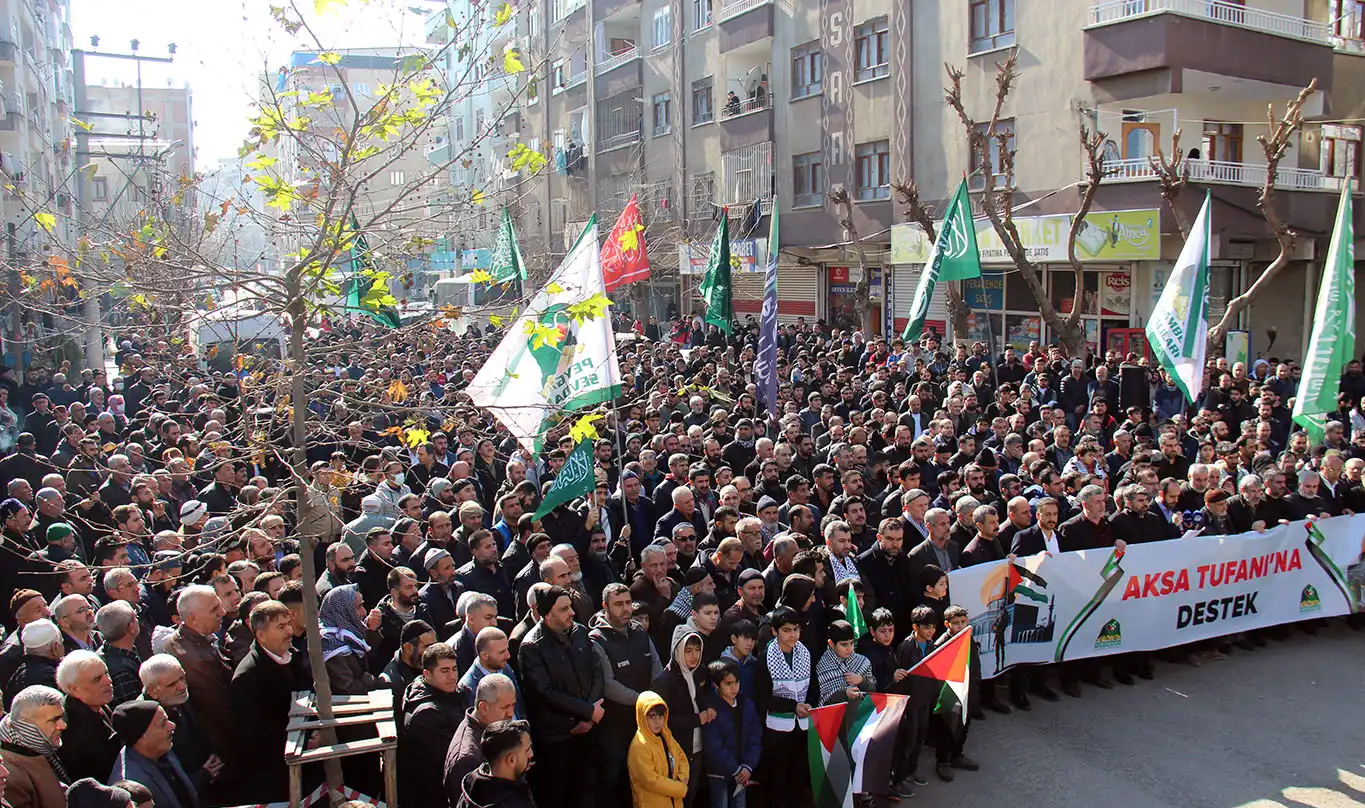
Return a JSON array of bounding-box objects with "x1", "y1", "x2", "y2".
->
[
  {"x1": 588, "y1": 583, "x2": 661, "y2": 808},
  {"x1": 417, "y1": 550, "x2": 459, "y2": 634},
  {"x1": 856, "y1": 519, "x2": 914, "y2": 641},
  {"x1": 401, "y1": 642, "x2": 469, "y2": 808},
  {"x1": 1109, "y1": 484, "x2": 1182, "y2": 545},
  {"x1": 56, "y1": 649, "x2": 120, "y2": 783},
  {"x1": 353, "y1": 527, "x2": 396, "y2": 610},
  {"x1": 231, "y1": 601, "x2": 305, "y2": 805},
  {"x1": 518, "y1": 586, "x2": 604, "y2": 808}
]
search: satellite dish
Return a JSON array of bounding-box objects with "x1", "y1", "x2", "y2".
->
[{"x1": 741, "y1": 66, "x2": 762, "y2": 94}]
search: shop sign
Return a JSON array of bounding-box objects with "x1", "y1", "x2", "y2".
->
[
  {"x1": 678, "y1": 238, "x2": 767, "y2": 275},
  {"x1": 890, "y1": 209, "x2": 1160, "y2": 265}
]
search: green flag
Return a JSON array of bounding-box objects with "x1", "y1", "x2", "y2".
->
[
  {"x1": 698, "y1": 212, "x2": 733, "y2": 334},
  {"x1": 343, "y1": 214, "x2": 402, "y2": 328},
  {"x1": 1293, "y1": 185, "x2": 1355, "y2": 444},
  {"x1": 532, "y1": 437, "x2": 596, "y2": 520},
  {"x1": 844, "y1": 586, "x2": 866, "y2": 639},
  {"x1": 490, "y1": 206, "x2": 528, "y2": 283},
  {"x1": 1146, "y1": 191, "x2": 1211, "y2": 404},
  {"x1": 902, "y1": 179, "x2": 980, "y2": 341}
]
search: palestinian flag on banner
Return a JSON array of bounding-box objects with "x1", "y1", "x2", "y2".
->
[
  {"x1": 1009, "y1": 562, "x2": 1049, "y2": 606},
  {"x1": 906, "y1": 626, "x2": 972, "y2": 725},
  {"x1": 808, "y1": 693, "x2": 909, "y2": 808}
]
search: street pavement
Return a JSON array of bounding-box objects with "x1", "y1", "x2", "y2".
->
[{"x1": 906, "y1": 623, "x2": 1365, "y2": 808}]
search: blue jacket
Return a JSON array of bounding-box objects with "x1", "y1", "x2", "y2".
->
[
  {"x1": 110, "y1": 747, "x2": 199, "y2": 808},
  {"x1": 720, "y1": 647, "x2": 759, "y2": 701},
  {"x1": 699, "y1": 691, "x2": 762, "y2": 778}
]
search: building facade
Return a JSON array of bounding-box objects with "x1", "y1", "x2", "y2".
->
[{"x1": 78, "y1": 82, "x2": 194, "y2": 228}]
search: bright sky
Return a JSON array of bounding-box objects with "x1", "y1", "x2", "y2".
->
[{"x1": 69, "y1": 0, "x2": 434, "y2": 167}]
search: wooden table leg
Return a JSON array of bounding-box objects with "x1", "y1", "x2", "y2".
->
[
  {"x1": 382, "y1": 748, "x2": 398, "y2": 808},
  {"x1": 290, "y1": 764, "x2": 302, "y2": 808}
]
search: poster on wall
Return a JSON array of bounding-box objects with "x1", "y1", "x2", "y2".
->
[
  {"x1": 1100, "y1": 271, "x2": 1131, "y2": 316},
  {"x1": 1226, "y1": 331, "x2": 1250, "y2": 367},
  {"x1": 1086, "y1": 319, "x2": 1099, "y2": 354}
]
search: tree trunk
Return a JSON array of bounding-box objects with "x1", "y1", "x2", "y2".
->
[
  {"x1": 945, "y1": 282, "x2": 970, "y2": 344},
  {"x1": 285, "y1": 268, "x2": 345, "y2": 801}
]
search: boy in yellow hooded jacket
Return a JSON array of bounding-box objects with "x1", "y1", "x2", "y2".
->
[{"x1": 627, "y1": 691, "x2": 691, "y2": 808}]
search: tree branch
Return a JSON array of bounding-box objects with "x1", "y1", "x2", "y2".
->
[
  {"x1": 1148, "y1": 128, "x2": 1191, "y2": 241},
  {"x1": 1065, "y1": 124, "x2": 1109, "y2": 330}
]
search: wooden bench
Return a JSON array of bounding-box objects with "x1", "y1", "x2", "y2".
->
[{"x1": 285, "y1": 690, "x2": 397, "y2": 808}]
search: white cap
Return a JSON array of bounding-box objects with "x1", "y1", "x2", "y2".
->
[{"x1": 21, "y1": 618, "x2": 60, "y2": 651}]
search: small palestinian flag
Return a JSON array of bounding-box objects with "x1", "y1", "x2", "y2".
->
[
  {"x1": 1009, "y1": 562, "x2": 1049, "y2": 605},
  {"x1": 808, "y1": 693, "x2": 909, "y2": 807},
  {"x1": 906, "y1": 626, "x2": 972, "y2": 725}
]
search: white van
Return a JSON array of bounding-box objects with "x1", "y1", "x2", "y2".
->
[{"x1": 193, "y1": 304, "x2": 288, "y2": 373}]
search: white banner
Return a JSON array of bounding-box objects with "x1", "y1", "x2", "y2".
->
[{"x1": 949, "y1": 516, "x2": 1365, "y2": 679}]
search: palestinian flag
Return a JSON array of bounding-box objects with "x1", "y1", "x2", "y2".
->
[
  {"x1": 1009, "y1": 562, "x2": 1049, "y2": 606},
  {"x1": 808, "y1": 693, "x2": 909, "y2": 807},
  {"x1": 906, "y1": 627, "x2": 972, "y2": 725}
]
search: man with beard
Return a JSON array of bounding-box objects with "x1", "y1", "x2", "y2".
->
[
  {"x1": 380, "y1": 620, "x2": 437, "y2": 717},
  {"x1": 316, "y1": 541, "x2": 357, "y2": 598},
  {"x1": 410, "y1": 510, "x2": 455, "y2": 579},
  {"x1": 418, "y1": 550, "x2": 460, "y2": 635},
  {"x1": 722, "y1": 419, "x2": 759, "y2": 474},
  {"x1": 373, "y1": 567, "x2": 420, "y2": 675},
  {"x1": 856, "y1": 518, "x2": 913, "y2": 640},
  {"x1": 587, "y1": 583, "x2": 661, "y2": 808},
  {"x1": 455, "y1": 531, "x2": 515, "y2": 618},
  {"x1": 1227, "y1": 474, "x2": 1273, "y2": 533},
  {"x1": 607, "y1": 471, "x2": 657, "y2": 567},
  {"x1": 1110, "y1": 484, "x2": 1182, "y2": 545}
]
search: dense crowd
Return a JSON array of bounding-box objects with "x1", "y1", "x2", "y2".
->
[{"x1": 0, "y1": 309, "x2": 1362, "y2": 808}]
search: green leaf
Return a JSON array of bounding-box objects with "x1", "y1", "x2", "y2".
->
[
  {"x1": 33, "y1": 212, "x2": 55, "y2": 233},
  {"x1": 245, "y1": 155, "x2": 278, "y2": 171},
  {"x1": 494, "y1": 2, "x2": 514, "y2": 26}
]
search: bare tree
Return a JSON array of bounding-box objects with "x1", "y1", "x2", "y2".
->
[
  {"x1": 828, "y1": 184, "x2": 876, "y2": 337},
  {"x1": 943, "y1": 52, "x2": 1111, "y2": 357},
  {"x1": 1148, "y1": 129, "x2": 1192, "y2": 241}
]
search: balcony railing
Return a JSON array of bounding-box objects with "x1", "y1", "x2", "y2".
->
[
  {"x1": 1087, "y1": 0, "x2": 1332, "y2": 43},
  {"x1": 720, "y1": 94, "x2": 769, "y2": 120},
  {"x1": 720, "y1": 141, "x2": 773, "y2": 206},
  {"x1": 1104, "y1": 156, "x2": 1332, "y2": 191},
  {"x1": 717, "y1": 0, "x2": 772, "y2": 23},
  {"x1": 1086, "y1": 0, "x2": 1332, "y2": 43},
  {"x1": 596, "y1": 129, "x2": 641, "y2": 152},
  {"x1": 552, "y1": 69, "x2": 587, "y2": 95},
  {"x1": 596, "y1": 45, "x2": 640, "y2": 74}
]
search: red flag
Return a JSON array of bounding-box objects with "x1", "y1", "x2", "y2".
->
[{"x1": 601, "y1": 194, "x2": 651, "y2": 291}]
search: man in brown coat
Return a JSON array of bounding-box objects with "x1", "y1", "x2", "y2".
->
[
  {"x1": 161, "y1": 587, "x2": 236, "y2": 777},
  {"x1": 0, "y1": 685, "x2": 68, "y2": 808}
]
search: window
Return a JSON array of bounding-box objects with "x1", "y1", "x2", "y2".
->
[
  {"x1": 969, "y1": 0, "x2": 1015, "y2": 53},
  {"x1": 529, "y1": 4, "x2": 540, "y2": 36},
  {"x1": 969, "y1": 119, "x2": 1014, "y2": 190},
  {"x1": 791, "y1": 42, "x2": 822, "y2": 99},
  {"x1": 390, "y1": 170, "x2": 406, "y2": 185},
  {"x1": 1331, "y1": 0, "x2": 1364, "y2": 39},
  {"x1": 691, "y1": 0, "x2": 712, "y2": 30},
  {"x1": 691, "y1": 76, "x2": 714, "y2": 125},
  {"x1": 690, "y1": 171, "x2": 715, "y2": 211},
  {"x1": 1202, "y1": 121, "x2": 1243, "y2": 162},
  {"x1": 652, "y1": 7, "x2": 673, "y2": 49},
  {"x1": 552, "y1": 59, "x2": 567, "y2": 90},
  {"x1": 528, "y1": 76, "x2": 539, "y2": 104},
  {"x1": 854, "y1": 140, "x2": 889, "y2": 200},
  {"x1": 1322, "y1": 124, "x2": 1361, "y2": 178},
  {"x1": 353, "y1": 82, "x2": 371, "y2": 97},
  {"x1": 652, "y1": 91, "x2": 672, "y2": 135},
  {"x1": 92, "y1": 177, "x2": 107, "y2": 201},
  {"x1": 476, "y1": 110, "x2": 486, "y2": 134},
  {"x1": 854, "y1": 17, "x2": 889, "y2": 81},
  {"x1": 792, "y1": 152, "x2": 824, "y2": 207}
]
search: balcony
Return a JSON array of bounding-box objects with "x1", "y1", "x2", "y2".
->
[
  {"x1": 551, "y1": 0, "x2": 586, "y2": 25},
  {"x1": 596, "y1": 129, "x2": 641, "y2": 152},
  {"x1": 1084, "y1": 0, "x2": 1334, "y2": 101},
  {"x1": 720, "y1": 141, "x2": 773, "y2": 207},
  {"x1": 426, "y1": 138, "x2": 455, "y2": 166},
  {"x1": 596, "y1": 45, "x2": 640, "y2": 75},
  {"x1": 717, "y1": 0, "x2": 771, "y2": 24},
  {"x1": 595, "y1": 0, "x2": 640, "y2": 22},
  {"x1": 1103, "y1": 156, "x2": 1334, "y2": 191},
  {"x1": 718, "y1": 93, "x2": 771, "y2": 150}
]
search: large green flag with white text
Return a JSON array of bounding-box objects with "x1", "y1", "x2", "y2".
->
[
  {"x1": 1147, "y1": 191, "x2": 1211, "y2": 404},
  {"x1": 1293, "y1": 185, "x2": 1355, "y2": 443},
  {"x1": 698, "y1": 213, "x2": 733, "y2": 334},
  {"x1": 903, "y1": 179, "x2": 980, "y2": 341}
]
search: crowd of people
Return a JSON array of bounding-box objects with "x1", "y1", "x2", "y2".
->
[{"x1": 0, "y1": 308, "x2": 1361, "y2": 808}]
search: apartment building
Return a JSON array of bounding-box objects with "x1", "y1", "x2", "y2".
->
[
  {"x1": 442, "y1": 0, "x2": 1365, "y2": 356},
  {"x1": 0, "y1": 0, "x2": 74, "y2": 258},
  {"x1": 78, "y1": 81, "x2": 194, "y2": 228}
]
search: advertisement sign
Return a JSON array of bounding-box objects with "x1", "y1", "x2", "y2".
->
[
  {"x1": 1006, "y1": 314, "x2": 1041, "y2": 350},
  {"x1": 828, "y1": 267, "x2": 883, "y2": 297},
  {"x1": 1099, "y1": 271, "x2": 1131, "y2": 316},
  {"x1": 884, "y1": 267, "x2": 896, "y2": 335},
  {"x1": 891, "y1": 209, "x2": 1161, "y2": 265},
  {"x1": 949, "y1": 516, "x2": 1365, "y2": 679},
  {"x1": 678, "y1": 238, "x2": 766, "y2": 275},
  {"x1": 963, "y1": 272, "x2": 1005, "y2": 310}
]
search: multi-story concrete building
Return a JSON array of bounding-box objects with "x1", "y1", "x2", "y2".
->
[
  {"x1": 439, "y1": 0, "x2": 1365, "y2": 356},
  {"x1": 78, "y1": 81, "x2": 194, "y2": 228},
  {"x1": 0, "y1": 0, "x2": 75, "y2": 257}
]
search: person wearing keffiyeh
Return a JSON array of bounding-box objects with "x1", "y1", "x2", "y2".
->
[
  {"x1": 754, "y1": 605, "x2": 818, "y2": 808},
  {"x1": 0, "y1": 685, "x2": 70, "y2": 808},
  {"x1": 318, "y1": 584, "x2": 380, "y2": 695},
  {"x1": 816, "y1": 620, "x2": 876, "y2": 706}
]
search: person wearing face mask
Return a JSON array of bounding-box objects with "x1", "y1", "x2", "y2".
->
[{"x1": 373, "y1": 460, "x2": 414, "y2": 520}]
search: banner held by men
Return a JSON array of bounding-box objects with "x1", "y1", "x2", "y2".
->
[{"x1": 465, "y1": 217, "x2": 622, "y2": 453}]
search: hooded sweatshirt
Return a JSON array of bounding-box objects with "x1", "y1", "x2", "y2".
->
[
  {"x1": 652, "y1": 626, "x2": 707, "y2": 755},
  {"x1": 626, "y1": 691, "x2": 690, "y2": 808}
]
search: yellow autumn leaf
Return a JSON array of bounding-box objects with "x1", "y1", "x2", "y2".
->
[
  {"x1": 314, "y1": 0, "x2": 346, "y2": 15},
  {"x1": 471, "y1": 188, "x2": 486, "y2": 206},
  {"x1": 569, "y1": 414, "x2": 602, "y2": 444},
  {"x1": 488, "y1": 313, "x2": 505, "y2": 327},
  {"x1": 468, "y1": 269, "x2": 494, "y2": 284},
  {"x1": 387, "y1": 380, "x2": 409, "y2": 402},
  {"x1": 318, "y1": 51, "x2": 342, "y2": 66},
  {"x1": 380, "y1": 425, "x2": 403, "y2": 437},
  {"x1": 545, "y1": 282, "x2": 565, "y2": 295},
  {"x1": 69, "y1": 117, "x2": 93, "y2": 132},
  {"x1": 524, "y1": 321, "x2": 562, "y2": 350},
  {"x1": 503, "y1": 45, "x2": 525, "y2": 75},
  {"x1": 566, "y1": 293, "x2": 612, "y2": 324},
  {"x1": 493, "y1": 2, "x2": 514, "y2": 26},
  {"x1": 34, "y1": 212, "x2": 55, "y2": 233},
  {"x1": 403, "y1": 428, "x2": 431, "y2": 448}
]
